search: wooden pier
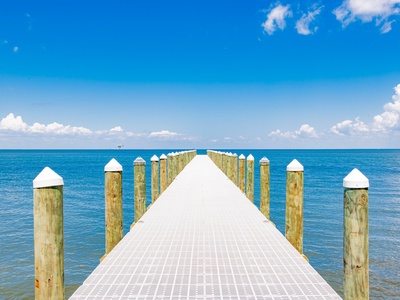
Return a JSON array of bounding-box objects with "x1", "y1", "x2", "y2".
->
[{"x1": 69, "y1": 155, "x2": 341, "y2": 299}]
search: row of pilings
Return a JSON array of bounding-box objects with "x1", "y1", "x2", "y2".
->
[
  {"x1": 32, "y1": 149, "x2": 196, "y2": 300},
  {"x1": 208, "y1": 150, "x2": 306, "y2": 255},
  {"x1": 207, "y1": 149, "x2": 370, "y2": 300}
]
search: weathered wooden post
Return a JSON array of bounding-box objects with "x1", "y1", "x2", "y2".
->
[
  {"x1": 178, "y1": 152, "x2": 183, "y2": 174},
  {"x1": 151, "y1": 155, "x2": 159, "y2": 203},
  {"x1": 285, "y1": 159, "x2": 304, "y2": 255},
  {"x1": 343, "y1": 168, "x2": 369, "y2": 300},
  {"x1": 246, "y1": 154, "x2": 254, "y2": 203},
  {"x1": 102, "y1": 158, "x2": 123, "y2": 262},
  {"x1": 232, "y1": 153, "x2": 238, "y2": 186},
  {"x1": 167, "y1": 153, "x2": 172, "y2": 186},
  {"x1": 33, "y1": 167, "x2": 64, "y2": 300},
  {"x1": 219, "y1": 151, "x2": 223, "y2": 171},
  {"x1": 226, "y1": 153, "x2": 232, "y2": 181},
  {"x1": 239, "y1": 154, "x2": 245, "y2": 193},
  {"x1": 172, "y1": 152, "x2": 178, "y2": 181},
  {"x1": 183, "y1": 151, "x2": 187, "y2": 169},
  {"x1": 133, "y1": 157, "x2": 146, "y2": 226},
  {"x1": 160, "y1": 154, "x2": 167, "y2": 193},
  {"x1": 260, "y1": 156, "x2": 270, "y2": 220},
  {"x1": 221, "y1": 152, "x2": 226, "y2": 175}
]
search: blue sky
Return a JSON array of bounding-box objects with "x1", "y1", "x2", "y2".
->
[{"x1": 1, "y1": 0, "x2": 400, "y2": 149}]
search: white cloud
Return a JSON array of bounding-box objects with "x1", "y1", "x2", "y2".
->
[
  {"x1": 295, "y1": 124, "x2": 319, "y2": 137},
  {"x1": 380, "y1": 20, "x2": 396, "y2": 33},
  {"x1": 269, "y1": 124, "x2": 318, "y2": 139},
  {"x1": 0, "y1": 113, "x2": 196, "y2": 144},
  {"x1": 262, "y1": 4, "x2": 292, "y2": 35},
  {"x1": 13, "y1": 46, "x2": 19, "y2": 53},
  {"x1": 0, "y1": 113, "x2": 91, "y2": 136},
  {"x1": 330, "y1": 117, "x2": 369, "y2": 136},
  {"x1": 330, "y1": 84, "x2": 400, "y2": 136},
  {"x1": 372, "y1": 84, "x2": 400, "y2": 132},
  {"x1": 296, "y1": 7, "x2": 323, "y2": 35},
  {"x1": 148, "y1": 130, "x2": 194, "y2": 141},
  {"x1": 333, "y1": 0, "x2": 400, "y2": 33},
  {"x1": 149, "y1": 130, "x2": 179, "y2": 138},
  {"x1": 0, "y1": 113, "x2": 29, "y2": 132},
  {"x1": 110, "y1": 126, "x2": 123, "y2": 132}
]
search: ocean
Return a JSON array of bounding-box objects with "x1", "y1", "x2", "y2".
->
[{"x1": 0, "y1": 149, "x2": 399, "y2": 299}]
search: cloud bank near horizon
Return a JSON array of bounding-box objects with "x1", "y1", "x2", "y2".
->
[
  {"x1": 269, "y1": 84, "x2": 400, "y2": 140},
  {"x1": 1, "y1": 84, "x2": 399, "y2": 148},
  {"x1": 0, "y1": 114, "x2": 193, "y2": 143}
]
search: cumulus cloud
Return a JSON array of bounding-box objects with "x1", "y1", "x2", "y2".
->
[
  {"x1": 330, "y1": 117, "x2": 369, "y2": 136},
  {"x1": 148, "y1": 130, "x2": 194, "y2": 141},
  {"x1": 333, "y1": 0, "x2": 400, "y2": 33},
  {"x1": 269, "y1": 124, "x2": 318, "y2": 139},
  {"x1": 0, "y1": 113, "x2": 93, "y2": 135},
  {"x1": 330, "y1": 84, "x2": 400, "y2": 136},
  {"x1": 0, "y1": 113, "x2": 198, "y2": 145},
  {"x1": 372, "y1": 84, "x2": 400, "y2": 132},
  {"x1": 149, "y1": 130, "x2": 179, "y2": 138},
  {"x1": 296, "y1": 6, "x2": 323, "y2": 35},
  {"x1": 110, "y1": 126, "x2": 123, "y2": 132},
  {"x1": 0, "y1": 113, "x2": 29, "y2": 132},
  {"x1": 262, "y1": 4, "x2": 292, "y2": 35}
]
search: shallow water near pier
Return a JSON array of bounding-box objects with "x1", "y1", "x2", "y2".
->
[{"x1": 0, "y1": 149, "x2": 399, "y2": 299}]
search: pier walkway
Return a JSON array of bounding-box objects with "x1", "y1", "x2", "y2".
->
[{"x1": 70, "y1": 155, "x2": 341, "y2": 299}]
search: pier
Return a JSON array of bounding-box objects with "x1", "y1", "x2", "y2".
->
[{"x1": 68, "y1": 154, "x2": 341, "y2": 299}]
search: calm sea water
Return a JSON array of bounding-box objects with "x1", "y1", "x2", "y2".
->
[{"x1": 0, "y1": 149, "x2": 399, "y2": 299}]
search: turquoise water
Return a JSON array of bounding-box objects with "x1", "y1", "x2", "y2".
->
[{"x1": 0, "y1": 149, "x2": 399, "y2": 299}]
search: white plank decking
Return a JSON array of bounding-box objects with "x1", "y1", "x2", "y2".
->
[{"x1": 70, "y1": 155, "x2": 341, "y2": 299}]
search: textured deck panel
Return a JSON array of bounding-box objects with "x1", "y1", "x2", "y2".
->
[{"x1": 70, "y1": 155, "x2": 341, "y2": 299}]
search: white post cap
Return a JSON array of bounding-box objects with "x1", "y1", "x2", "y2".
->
[
  {"x1": 151, "y1": 155, "x2": 159, "y2": 162},
  {"x1": 287, "y1": 159, "x2": 304, "y2": 172},
  {"x1": 134, "y1": 156, "x2": 146, "y2": 164},
  {"x1": 33, "y1": 167, "x2": 64, "y2": 188},
  {"x1": 160, "y1": 154, "x2": 167, "y2": 160},
  {"x1": 343, "y1": 168, "x2": 369, "y2": 188},
  {"x1": 239, "y1": 154, "x2": 245, "y2": 160},
  {"x1": 247, "y1": 154, "x2": 254, "y2": 161},
  {"x1": 260, "y1": 156, "x2": 270, "y2": 163},
  {"x1": 104, "y1": 158, "x2": 123, "y2": 172}
]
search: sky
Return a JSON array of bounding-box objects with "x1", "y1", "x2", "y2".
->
[{"x1": 1, "y1": 0, "x2": 400, "y2": 149}]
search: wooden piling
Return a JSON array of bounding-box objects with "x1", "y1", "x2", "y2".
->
[
  {"x1": 239, "y1": 154, "x2": 245, "y2": 193},
  {"x1": 285, "y1": 159, "x2": 304, "y2": 255},
  {"x1": 226, "y1": 153, "x2": 232, "y2": 181},
  {"x1": 178, "y1": 152, "x2": 183, "y2": 174},
  {"x1": 33, "y1": 167, "x2": 64, "y2": 300},
  {"x1": 172, "y1": 152, "x2": 177, "y2": 181},
  {"x1": 160, "y1": 154, "x2": 167, "y2": 193},
  {"x1": 102, "y1": 159, "x2": 123, "y2": 261},
  {"x1": 246, "y1": 154, "x2": 254, "y2": 203},
  {"x1": 232, "y1": 153, "x2": 238, "y2": 186},
  {"x1": 151, "y1": 155, "x2": 159, "y2": 203},
  {"x1": 133, "y1": 157, "x2": 146, "y2": 225},
  {"x1": 167, "y1": 153, "x2": 172, "y2": 186},
  {"x1": 260, "y1": 156, "x2": 270, "y2": 220},
  {"x1": 343, "y1": 169, "x2": 369, "y2": 300}
]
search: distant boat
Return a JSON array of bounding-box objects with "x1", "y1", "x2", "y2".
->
[{"x1": 117, "y1": 144, "x2": 124, "y2": 149}]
